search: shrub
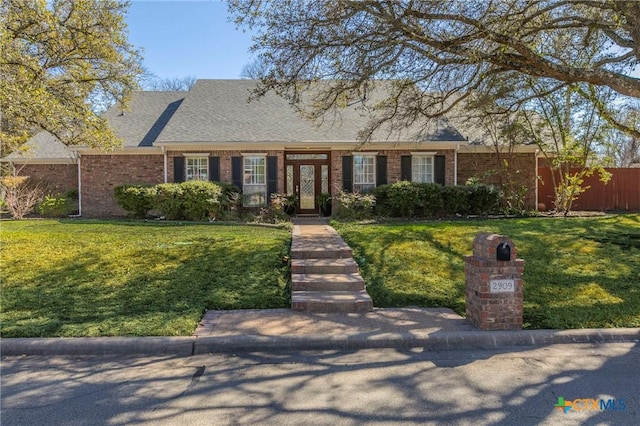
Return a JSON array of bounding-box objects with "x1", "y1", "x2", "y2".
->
[
  {"x1": 215, "y1": 182, "x2": 242, "y2": 220},
  {"x1": 335, "y1": 191, "x2": 375, "y2": 220},
  {"x1": 154, "y1": 183, "x2": 185, "y2": 220},
  {"x1": 386, "y1": 181, "x2": 422, "y2": 217},
  {"x1": 180, "y1": 180, "x2": 223, "y2": 221},
  {"x1": 153, "y1": 181, "x2": 224, "y2": 221},
  {"x1": 114, "y1": 184, "x2": 157, "y2": 218},
  {"x1": 374, "y1": 181, "x2": 443, "y2": 217},
  {"x1": 0, "y1": 176, "x2": 44, "y2": 219},
  {"x1": 372, "y1": 184, "x2": 392, "y2": 216},
  {"x1": 467, "y1": 184, "x2": 502, "y2": 215},
  {"x1": 38, "y1": 194, "x2": 74, "y2": 218},
  {"x1": 441, "y1": 186, "x2": 470, "y2": 216},
  {"x1": 415, "y1": 183, "x2": 444, "y2": 216}
]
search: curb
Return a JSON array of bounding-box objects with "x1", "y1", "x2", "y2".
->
[{"x1": 2, "y1": 328, "x2": 638, "y2": 357}]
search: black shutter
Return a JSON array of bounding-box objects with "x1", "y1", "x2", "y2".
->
[
  {"x1": 173, "y1": 156, "x2": 185, "y2": 183},
  {"x1": 342, "y1": 156, "x2": 353, "y2": 192},
  {"x1": 376, "y1": 156, "x2": 387, "y2": 186},
  {"x1": 208, "y1": 156, "x2": 220, "y2": 182},
  {"x1": 435, "y1": 155, "x2": 446, "y2": 185},
  {"x1": 267, "y1": 156, "x2": 278, "y2": 200},
  {"x1": 231, "y1": 156, "x2": 242, "y2": 190},
  {"x1": 401, "y1": 156, "x2": 412, "y2": 181}
]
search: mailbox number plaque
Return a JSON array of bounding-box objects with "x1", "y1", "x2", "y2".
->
[{"x1": 490, "y1": 279, "x2": 515, "y2": 293}]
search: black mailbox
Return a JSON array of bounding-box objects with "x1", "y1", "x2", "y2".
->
[{"x1": 497, "y1": 242, "x2": 511, "y2": 261}]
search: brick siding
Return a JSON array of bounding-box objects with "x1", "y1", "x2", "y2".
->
[
  {"x1": 80, "y1": 154, "x2": 164, "y2": 217},
  {"x1": 76, "y1": 149, "x2": 538, "y2": 217},
  {"x1": 457, "y1": 152, "x2": 538, "y2": 209},
  {"x1": 16, "y1": 164, "x2": 77, "y2": 195}
]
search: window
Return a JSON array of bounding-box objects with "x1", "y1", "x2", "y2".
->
[
  {"x1": 412, "y1": 155, "x2": 434, "y2": 183},
  {"x1": 354, "y1": 155, "x2": 375, "y2": 192},
  {"x1": 243, "y1": 156, "x2": 266, "y2": 206},
  {"x1": 186, "y1": 157, "x2": 208, "y2": 181}
]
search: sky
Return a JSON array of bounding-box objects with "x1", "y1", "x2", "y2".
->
[
  {"x1": 126, "y1": 1, "x2": 640, "y2": 81},
  {"x1": 126, "y1": 1, "x2": 254, "y2": 80}
]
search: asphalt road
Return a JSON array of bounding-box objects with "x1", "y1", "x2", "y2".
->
[{"x1": 2, "y1": 343, "x2": 638, "y2": 425}]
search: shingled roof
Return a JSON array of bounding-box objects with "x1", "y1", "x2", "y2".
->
[
  {"x1": 155, "y1": 79, "x2": 468, "y2": 144},
  {"x1": 103, "y1": 91, "x2": 185, "y2": 147},
  {"x1": 5, "y1": 79, "x2": 474, "y2": 161}
]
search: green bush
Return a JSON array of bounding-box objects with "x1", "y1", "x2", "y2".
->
[
  {"x1": 416, "y1": 183, "x2": 444, "y2": 216},
  {"x1": 387, "y1": 181, "x2": 422, "y2": 217},
  {"x1": 335, "y1": 191, "x2": 376, "y2": 220},
  {"x1": 374, "y1": 181, "x2": 443, "y2": 217},
  {"x1": 441, "y1": 186, "x2": 470, "y2": 216},
  {"x1": 467, "y1": 184, "x2": 502, "y2": 215},
  {"x1": 114, "y1": 184, "x2": 157, "y2": 218},
  {"x1": 38, "y1": 194, "x2": 74, "y2": 218},
  {"x1": 154, "y1": 183, "x2": 185, "y2": 220},
  {"x1": 153, "y1": 181, "x2": 225, "y2": 221},
  {"x1": 180, "y1": 180, "x2": 223, "y2": 221}
]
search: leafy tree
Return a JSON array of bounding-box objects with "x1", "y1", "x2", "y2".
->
[
  {"x1": 522, "y1": 83, "x2": 613, "y2": 214},
  {"x1": 0, "y1": 0, "x2": 142, "y2": 154},
  {"x1": 229, "y1": 0, "x2": 639, "y2": 139}
]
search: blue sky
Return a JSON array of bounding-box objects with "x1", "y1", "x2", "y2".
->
[
  {"x1": 126, "y1": 1, "x2": 253, "y2": 80},
  {"x1": 126, "y1": 1, "x2": 639, "y2": 81}
]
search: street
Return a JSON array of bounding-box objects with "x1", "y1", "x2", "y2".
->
[{"x1": 2, "y1": 343, "x2": 638, "y2": 425}]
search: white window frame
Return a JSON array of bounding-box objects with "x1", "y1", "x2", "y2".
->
[
  {"x1": 353, "y1": 154, "x2": 376, "y2": 193},
  {"x1": 242, "y1": 154, "x2": 267, "y2": 207},
  {"x1": 411, "y1": 154, "x2": 435, "y2": 183},
  {"x1": 185, "y1": 155, "x2": 209, "y2": 181}
]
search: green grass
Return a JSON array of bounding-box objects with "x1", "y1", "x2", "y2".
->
[
  {"x1": 333, "y1": 214, "x2": 640, "y2": 329},
  {"x1": 0, "y1": 220, "x2": 291, "y2": 337}
]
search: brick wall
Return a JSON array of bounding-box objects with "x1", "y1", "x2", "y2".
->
[
  {"x1": 81, "y1": 154, "x2": 164, "y2": 217},
  {"x1": 167, "y1": 150, "x2": 285, "y2": 193},
  {"x1": 331, "y1": 149, "x2": 456, "y2": 191},
  {"x1": 16, "y1": 164, "x2": 77, "y2": 194},
  {"x1": 457, "y1": 152, "x2": 538, "y2": 208}
]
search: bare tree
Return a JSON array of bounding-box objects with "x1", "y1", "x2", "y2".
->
[
  {"x1": 229, "y1": 0, "x2": 640, "y2": 140},
  {"x1": 240, "y1": 58, "x2": 271, "y2": 79},
  {"x1": 143, "y1": 75, "x2": 197, "y2": 92}
]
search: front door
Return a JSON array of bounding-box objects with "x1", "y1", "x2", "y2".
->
[{"x1": 285, "y1": 152, "x2": 331, "y2": 214}]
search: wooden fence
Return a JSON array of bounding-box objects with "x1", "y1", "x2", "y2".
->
[{"x1": 538, "y1": 167, "x2": 640, "y2": 211}]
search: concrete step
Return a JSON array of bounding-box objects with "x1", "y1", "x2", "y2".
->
[
  {"x1": 290, "y1": 246, "x2": 353, "y2": 259},
  {"x1": 291, "y1": 236, "x2": 352, "y2": 259},
  {"x1": 291, "y1": 258, "x2": 359, "y2": 274},
  {"x1": 291, "y1": 273, "x2": 366, "y2": 291},
  {"x1": 291, "y1": 290, "x2": 374, "y2": 313}
]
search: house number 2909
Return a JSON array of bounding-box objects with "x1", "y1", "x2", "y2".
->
[{"x1": 490, "y1": 279, "x2": 515, "y2": 293}]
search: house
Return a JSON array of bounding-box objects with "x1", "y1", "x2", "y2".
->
[{"x1": 3, "y1": 80, "x2": 539, "y2": 217}]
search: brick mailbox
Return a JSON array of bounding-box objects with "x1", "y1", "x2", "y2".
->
[{"x1": 464, "y1": 233, "x2": 524, "y2": 330}]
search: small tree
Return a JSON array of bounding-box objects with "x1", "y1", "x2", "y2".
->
[{"x1": 0, "y1": 176, "x2": 44, "y2": 219}]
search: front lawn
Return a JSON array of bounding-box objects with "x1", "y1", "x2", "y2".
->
[
  {"x1": 333, "y1": 214, "x2": 640, "y2": 329},
  {"x1": 0, "y1": 220, "x2": 291, "y2": 337}
]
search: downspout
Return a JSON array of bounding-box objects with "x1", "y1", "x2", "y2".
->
[
  {"x1": 535, "y1": 149, "x2": 540, "y2": 211},
  {"x1": 454, "y1": 144, "x2": 459, "y2": 186},
  {"x1": 163, "y1": 146, "x2": 168, "y2": 183},
  {"x1": 75, "y1": 152, "x2": 82, "y2": 217}
]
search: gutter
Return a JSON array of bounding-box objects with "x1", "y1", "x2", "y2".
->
[
  {"x1": 72, "y1": 152, "x2": 82, "y2": 217},
  {"x1": 454, "y1": 144, "x2": 459, "y2": 186},
  {"x1": 162, "y1": 146, "x2": 168, "y2": 183}
]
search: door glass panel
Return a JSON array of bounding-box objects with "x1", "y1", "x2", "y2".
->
[
  {"x1": 300, "y1": 165, "x2": 315, "y2": 210},
  {"x1": 321, "y1": 165, "x2": 329, "y2": 194},
  {"x1": 286, "y1": 165, "x2": 294, "y2": 195}
]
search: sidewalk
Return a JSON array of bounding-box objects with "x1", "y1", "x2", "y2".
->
[{"x1": 3, "y1": 307, "x2": 638, "y2": 357}]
